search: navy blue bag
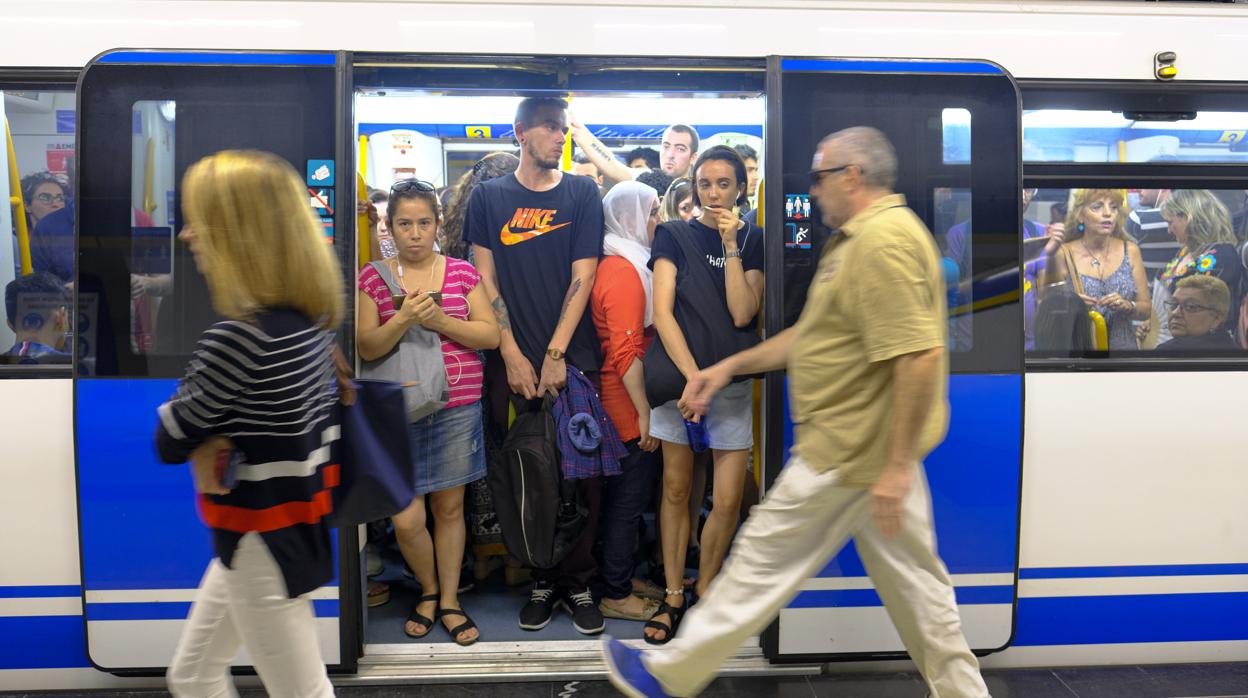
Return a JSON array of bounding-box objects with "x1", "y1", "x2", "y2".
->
[{"x1": 330, "y1": 379, "x2": 416, "y2": 526}]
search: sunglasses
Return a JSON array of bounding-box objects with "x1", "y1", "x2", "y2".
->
[
  {"x1": 390, "y1": 179, "x2": 437, "y2": 194},
  {"x1": 808, "y1": 164, "x2": 855, "y2": 185}
]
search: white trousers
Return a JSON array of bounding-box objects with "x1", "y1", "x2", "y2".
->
[
  {"x1": 646, "y1": 458, "x2": 988, "y2": 698},
  {"x1": 167, "y1": 532, "x2": 335, "y2": 698}
]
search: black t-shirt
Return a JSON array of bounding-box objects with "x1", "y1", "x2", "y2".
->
[
  {"x1": 649, "y1": 218, "x2": 765, "y2": 324},
  {"x1": 464, "y1": 173, "x2": 604, "y2": 372}
]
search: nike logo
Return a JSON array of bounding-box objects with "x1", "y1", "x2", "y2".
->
[{"x1": 500, "y1": 208, "x2": 570, "y2": 245}]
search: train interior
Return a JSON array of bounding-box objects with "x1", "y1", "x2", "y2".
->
[{"x1": 350, "y1": 81, "x2": 766, "y2": 649}]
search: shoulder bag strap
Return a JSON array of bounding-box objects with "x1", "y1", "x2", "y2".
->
[
  {"x1": 369, "y1": 260, "x2": 403, "y2": 297},
  {"x1": 1062, "y1": 245, "x2": 1085, "y2": 297}
]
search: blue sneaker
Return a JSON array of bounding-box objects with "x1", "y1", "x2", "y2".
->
[{"x1": 601, "y1": 635, "x2": 672, "y2": 698}]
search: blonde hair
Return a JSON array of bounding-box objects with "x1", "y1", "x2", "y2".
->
[
  {"x1": 1161, "y1": 189, "x2": 1237, "y2": 251},
  {"x1": 182, "y1": 150, "x2": 343, "y2": 328},
  {"x1": 1065, "y1": 188, "x2": 1127, "y2": 240},
  {"x1": 1175, "y1": 274, "x2": 1231, "y2": 319},
  {"x1": 660, "y1": 177, "x2": 692, "y2": 223}
]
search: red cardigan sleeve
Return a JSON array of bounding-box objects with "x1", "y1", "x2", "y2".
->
[{"x1": 591, "y1": 258, "x2": 648, "y2": 379}]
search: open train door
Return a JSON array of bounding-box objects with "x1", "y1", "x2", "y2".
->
[
  {"x1": 73, "y1": 50, "x2": 357, "y2": 672},
  {"x1": 761, "y1": 57, "x2": 1024, "y2": 661}
]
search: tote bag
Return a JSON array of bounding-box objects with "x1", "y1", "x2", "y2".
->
[
  {"x1": 361, "y1": 261, "x2": 450, "y2": 422},
  {"x1": 330, "y1": 379, "x2": 416, "y2": 526},
  {"x1": 644, "y1": 221, "x2": 760, "y2": 407}
]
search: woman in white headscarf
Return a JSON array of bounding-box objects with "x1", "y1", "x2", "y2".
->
[{"x1": 590, "y1": 180, "x2": 663, "y2": 623}]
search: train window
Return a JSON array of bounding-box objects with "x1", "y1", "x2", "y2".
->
[
  {"x1": 1024, "y1": 110, "x2": 1248, "y2": 163},
  {"x1": 129, "y1": 101, "x2": 177, "y2": 356},
  {"x1": 1, "y1": 89, "x2": 75, "y2": 371},
  {"x1": 942, "y1": 108, "x2": 971, "y2": 165},
  {"x1": 1024, "y1": 187, "x2": 1248, "y2": 357},
  {"x1": 934, "y1": 187, "x2": 973, "y2": 350}
]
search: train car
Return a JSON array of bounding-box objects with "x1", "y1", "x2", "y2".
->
[{"x1": 2, "y1": 1, "x2": 1246, "y2": 692}]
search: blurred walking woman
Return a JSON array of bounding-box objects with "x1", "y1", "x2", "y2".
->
[
  {"x1": 357, "y1": 180, "x2": 499, "y2": 645},
  {"x1": 157, "y1": 151, "x2": 344, "y2": 697}
]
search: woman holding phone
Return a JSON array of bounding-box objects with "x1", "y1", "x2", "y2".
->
[{"x1": 357, "y1": 179, "x2": 500, "y2": 645}]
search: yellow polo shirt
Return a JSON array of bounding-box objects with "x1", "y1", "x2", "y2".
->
[{"x1": 789, "y1": 194, "x2": 948, "y2": 487}]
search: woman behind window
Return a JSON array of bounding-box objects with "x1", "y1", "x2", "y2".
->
[
  {"x1": 1152, "y1": 189, "x2": 1243, "y2": 345},
  {"x1": 357, "y1": 180, "x2": 500, "y2": 645},
  {"x1": 157, "y1": 150, "x2": 344, "y2": 697},
  {"x1": 591, "y1": 181, "x2": 663, "y2": 623},
  {"x1": 1157, "y1": 275, "x2": 1238, "y2": 351},
  {"x1": 1039, "y1": 188, "x2": 1150, "y2": 350},
  {"x1": 659, "y1": 177, "x2": 696, "y2": 224},
  {"x1": 645, "y1": 146, "x2": 764, "y2": 644}
]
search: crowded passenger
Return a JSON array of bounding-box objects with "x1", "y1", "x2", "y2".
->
[
  {"x1": 1126, "y1": 188, "x2": 1174, "y2": 282},
  {"x1": 572, "y1": 152, "x2": 605, "y2": 188},
  {"x1": 732, "y1": 144, "x2": 760, "y2": 213},
  {"x1": 636, "y1": 170, "x2": 674, "y2": 203},
  {"x1": 441, "y1": 152, "x2": 520, "y2": 261},
  {"x1": 591, "y1": 181, "x2": 663, "y2": 624},
  {"x1": 357, "y1": 179, "x2": 500, "y2": 645},
  {"x1": 1150, "y1": 189, "x2": 1243, "y2": 345},
  {"x1": 1156, "y1": 275, "x2": 1238, "y2": 351},
  {"x1": 644, "y1": 145, "x2": 764, "y2": 644},
  {"x1": 627, "y1": 146, "x2": 661, "y2": 171},
  {"x1": 159, "y1": 150, "x2": 343, "y2": 698},
  {"x1": 660, "y1": 178, "x2": 695, "y2": 223},
  {"x1": 20, "y1": 172, "x2": 68, "y2": 232},
  {"x1": 464, "y1": 97, "x2": 607, "y2": 635},
  {"x1": 22, "y1": 172, "x2": 74, "y2": 283},
  {"x1": 570, "y1": 122, "x2": 700, "y2": 183},
  {"x1": 1039, "y1": 188, "x2": 1150, "y2": 350},
  {"x1": 3, "y1": 271, "x2": 70, "y2": 364}
]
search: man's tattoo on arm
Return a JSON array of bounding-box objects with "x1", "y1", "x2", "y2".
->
[
  {"x1": 558, "y1": 278, "x2": 583, "y2": 324},
  {"x1": 491, "y1": 295, "x2": 512, "y2": 333},
  {"x1": 590, "y1": 141, "x2": 612, "y2": 161}
]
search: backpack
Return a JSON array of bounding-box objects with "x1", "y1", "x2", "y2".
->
[{"x1": 487, "y1": 396, "x2": 586, "y2": 570}]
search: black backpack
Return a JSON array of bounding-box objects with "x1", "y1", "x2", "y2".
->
[{"x1": 487, "y1": 397, "x2": 586, "y2": 570}]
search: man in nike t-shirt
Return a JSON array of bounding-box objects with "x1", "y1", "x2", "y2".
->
[{"x1": 465, "y1": 96, "x2": 607, "y2": 636}]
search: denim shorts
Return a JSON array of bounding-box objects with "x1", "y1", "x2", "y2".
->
[
  {"x1": 649, "y1": 380, "x2": 754, "y2": 451},
  {"x1": 408, "y1": 400, "x2": 486, "y2": 495}
]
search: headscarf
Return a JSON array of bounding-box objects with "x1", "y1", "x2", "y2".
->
[{"x1": 602, "y1": 181, "x2": 659, "y2": 325}]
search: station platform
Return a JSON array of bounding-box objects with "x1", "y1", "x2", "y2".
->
[{"x1": 7, "y1": 662, "x2": 1245, "y2": 697}]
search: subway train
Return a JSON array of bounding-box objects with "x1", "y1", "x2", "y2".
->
[{"x1": 3, "y1": 0, "x2": 1247, "y2": 691}]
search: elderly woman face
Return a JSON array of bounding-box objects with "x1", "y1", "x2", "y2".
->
[
  {"x1": 1079, "y1": 196, "x2": 1120, "y2": 237},
  {"x1": 1167, "y1": 286, "x2": 1226, "y2": 337}
]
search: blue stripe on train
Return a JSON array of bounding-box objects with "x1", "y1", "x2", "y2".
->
[
  {"x1": 0, "y1": 585, "x2": 80, "y2": 598},
  {"x1": 0, "y1": 616, "x2": 90, "y2": 669},
  {"x1": 1020, "y1": 563, "x2": 1248, "y2": 579},
  {"x1": 791, "y1": 585, "x2": 1014, "y2": 608},
  {"x1": 781, "y1": 59, "x2": 1003, "y2": 75},
  {"x1": 1014, "y1": 592, "x2": 1248, "y2": 646},
  {"x1": 97, "y1": 51, "x2": 335, "y2": 66},
  {"x1": 84, "y1": 599, "x2": 340, "y2": 621}
]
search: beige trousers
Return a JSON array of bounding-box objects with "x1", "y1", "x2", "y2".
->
[{"x1": 645, "y1": 457, "x2": 988, "y2": 698}]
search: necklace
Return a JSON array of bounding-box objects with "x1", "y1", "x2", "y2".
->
[
  {"x1": 1081, "y1": 240, "x2": 1107, "y2": 279},
  {"x1": 394, "y1": 255, "x2": 439, "y2": 294}
]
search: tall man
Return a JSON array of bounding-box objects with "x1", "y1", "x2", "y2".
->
[
  {"x1": 604, "y1": 127, "x2": 989, "y2": 698},
  {"x1": 465, "y1": 97, "x2": 607, "y2": 635},
  {"x1": 570, "y1": 122, "x2": 699, "y2": 183}
]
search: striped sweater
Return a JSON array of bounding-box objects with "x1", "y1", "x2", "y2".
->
[{"x1": 156, "y1": 308, "x2": 340, "y2": 597}]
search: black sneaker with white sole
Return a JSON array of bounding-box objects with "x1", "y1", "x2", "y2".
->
[
  {"x1": 561, "y1": 583, "x2": 605, "y2": 635},
  {"x1": 519, "y1": 580, "x2": 558, "y2": 630}
]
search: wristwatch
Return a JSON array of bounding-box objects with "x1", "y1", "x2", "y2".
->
[
  {"x1": 546, "y1": 347, "x2": 564, "y2": 361},
  {"x1": 724, "y1": 249, "x2": 742, "y2": 259}
]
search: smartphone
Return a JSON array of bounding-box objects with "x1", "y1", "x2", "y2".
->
[
  {"x1": 213, "y1": 448, "x2": 242, "y2": 490},
  {"x1": 427, "y1": 291, "x2": 443, "y2": 306},
  {"x1": 392, "y1": 294, "x2": 405, "y2": 310}
]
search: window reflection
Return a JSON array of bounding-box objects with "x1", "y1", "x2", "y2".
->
[
  {"x1": 130, "y1": 100, "x2": 176, "y2": 355},
  {"x1": 1024, "y1": 110, "x2": 1248, "y2": 163}
]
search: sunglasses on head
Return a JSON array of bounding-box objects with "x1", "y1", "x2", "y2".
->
[{"x1": 390, "y1": 179, "x2": 436, "y2": 194}]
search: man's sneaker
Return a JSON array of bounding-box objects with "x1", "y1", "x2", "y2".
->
[
  {"x1": 560, "y1": 582, "x2": 605, "y2": 635},
  {"x1": 518, "y1": 581, "x2": 558, "y2": 630},
  {"x1": 601, "y1": 636, "x2": 671, "y2": 698}
]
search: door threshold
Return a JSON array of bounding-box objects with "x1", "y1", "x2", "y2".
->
[{"x1": 344, "y1": 638, "x2": 820, "y2": 684}]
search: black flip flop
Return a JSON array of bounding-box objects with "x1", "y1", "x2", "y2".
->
[
  {"x1": 437, "y1": 607, "x2": 480, "y2": 646},
  {"x1": 403, "y1": 593, "x2": 440, "y2": 639}
]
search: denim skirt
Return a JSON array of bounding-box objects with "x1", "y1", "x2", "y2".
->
[{"x1": 407, "y1": 400, "x2": 486, "y2": 495}]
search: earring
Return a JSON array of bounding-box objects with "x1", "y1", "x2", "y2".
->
[{"x1": 1077, "y1": 222, "x2": 1085, "y2": 234}]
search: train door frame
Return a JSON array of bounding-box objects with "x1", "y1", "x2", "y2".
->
[{"x1": 758, "y1": 55, "x2": 1025, "y2": 663}]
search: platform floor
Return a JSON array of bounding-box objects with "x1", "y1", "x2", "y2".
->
[{"x1": 7, "y1": 663, "x2": 1247, "y2": 697}]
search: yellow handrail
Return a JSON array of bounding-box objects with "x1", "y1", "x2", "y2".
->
[
  {"x1": 5, "y1": 117, "x2": 32, "y2": 275},
  {"x1": 1089, "y1": 310, "x2": 1109, "y2": 351},
  {"x1": 142, "y1": 136, "x2": 157, "y2": 215},
  {"x1": 357, "y1": 134, "x2": 371, "y2": 268}
]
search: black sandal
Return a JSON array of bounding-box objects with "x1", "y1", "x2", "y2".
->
[
  {"x1": 403, "y1": 593, "x2": 440, "y2": 639},
  {"x1": 437, "y1": 607, "x2": 480, "y2": 647},
  {"x1": 643, "y1": 599, "x2": 687, "y2": 646}
]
